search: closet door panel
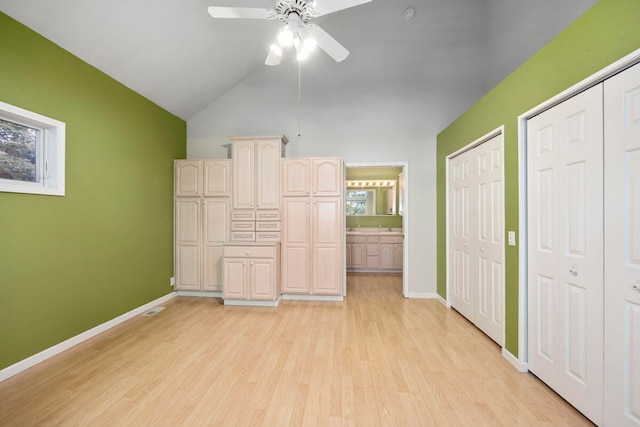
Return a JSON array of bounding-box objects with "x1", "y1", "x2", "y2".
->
[
  {"x1": 604, "y1": 62, "x2": 640, "y2": 426},
  {"x1": 474, "y1": 134, "x2": 504, "y2": 345},
  {"x1": 449, "y1": 150, "x2": 475, "y2": 321},
  {"x1": 527, "y1": 83, "x2": 604, "y2": 425}
]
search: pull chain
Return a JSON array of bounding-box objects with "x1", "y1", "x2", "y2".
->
[{"x1": 298, "y1": 61, "x2": 302, "y2": 137}]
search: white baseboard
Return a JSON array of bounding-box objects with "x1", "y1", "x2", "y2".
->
[
  {"x1": 281, "y1": 294, "x2": 344, "y2": 301},
  {"x1": 176, "y1": 290, "x2": 222, "y2": 298},
  {"x1": 223, "y1": 299, "x2": 280, "y2": 307},
  {"x1": 502, "y1": 348, "x2": 528, "y2": 372},
  {"x1": 404, "y1": 292, "x2": 438, "y2": 299},
  {"x1": 437, "y1": 294, "x2": 450, "y2": 307},
  {"x1": 0, "y1": 292, "x2": 177, "y2": 383}
]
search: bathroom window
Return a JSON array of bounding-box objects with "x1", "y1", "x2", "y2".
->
[
  {"x1": 0, "y1": 101, "x2": 65, "y2": 196},
  {"x1": 346, "y1": 190, "x2": 375, "y2": 215}
]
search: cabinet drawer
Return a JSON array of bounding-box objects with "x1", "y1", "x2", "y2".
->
[
  {"x1": 231, "y1": 221, "x2": 255, "y2": 231},
  {"x1": 367, "y1": 244, "x2": 379, "y2": 256},
  {"x1": 256, "y1": 210, "x2": 280, "y2": 221},
  {"x1": 366, "y1": 256, "x2": 379, "y2": 269},
  {"x1": 256, "y1": 232, "x2": 281, "y2": 242},
  {"x1": 346, "y1": 235, "x2": 366, "y2": 243},
  {"x1": 380, "y1": 235, "x2": 403, "y2": 244},
  {"x1": 256, "y1": 221, "x2": 280, "y2": 232},
  {"x1": 229, "y1": 232, "x2": 256, "y2": 242},
  {"x1": 366, "y1": 236, "x2": 379, "y2": 244},
  {"x1": 231, "y1": 210, "x2": 256, "y2": 221},
  {"x1": 224, "y1": 245, "x2": 275, "y2": 258}
]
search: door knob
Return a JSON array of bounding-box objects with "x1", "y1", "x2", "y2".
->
[{"x1": 569, "y1": 266, "x2": 578, "y2": 276}]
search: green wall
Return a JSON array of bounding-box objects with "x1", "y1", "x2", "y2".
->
[
  {"x1": 0, "y1": 13, "x2": 186, "y2": 370},
  {"x1": 436, "y1": 0, "x2": 640, "y2": 357},
  {"x1": 346, "y1": 167, "x2": 403, "y2": 228}
]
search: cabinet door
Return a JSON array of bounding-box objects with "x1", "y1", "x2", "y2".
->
[
  {"x1": 345, "y1": 243, "x2": 352, "y2": 269},
  {"x1": 282, "y1": 158, "x2": 311, "y2": 196},
  {"x1": 175, "y1": 198, "x2": 200, "y2": 290},
  {"x1": 175, "y1": 160, "x2": 201, "y2": 196},
  {"x1": 380, "y1": 243, "x2": 394, "y2": 269},
  {"x1": 312, "y1": 158, "x2": 342, "y2": 197},
  {"x1": 282, "y1": 197, "x2": 311, "y2": 293},
  {"x1": 352, "y1": 243, "x2": 365, "y2": 269},
  {"x1": 250, "y1": 258, "x2": 275, "y2": 300},
  {"x1": 223, "y1": 258, "x2": 247, "y2": 299},
  {"x1": 203, "y1": 246, "x2": 223, "y2": 292},
  {"x1": 203, "y1": 198, "x2": 229, "y2": 292},
  {"x1": 256, "y1": 139, "x2": 281, "y2": 209},
  {"x1": 393, "y1": 244, "x2": 403, "y2": 270},
  {"x1": 203, "y1": 160, "x2": 230, "y2": 197},
  {"x1": 232, "y1": 139, "x2": 255, "y2": 209},
  {"x1": 312, "y1": 197, "x2": 342, "y2": 295},
  {"x1": 203, "y1": 198, "x2": 229, "y2": 244}
]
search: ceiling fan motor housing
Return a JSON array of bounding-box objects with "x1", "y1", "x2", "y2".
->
[{"x1": 275, "y1": 0, "x2": 316, "y2": 23}]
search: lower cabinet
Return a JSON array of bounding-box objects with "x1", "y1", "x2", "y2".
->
[
  {"x1": 346, "y1": 233, "x2": 403, "y2": 272},
  {"x1": 223, "y1": 244, "x2": 281, "y2": 305}
]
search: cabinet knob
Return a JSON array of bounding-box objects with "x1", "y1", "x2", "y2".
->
[
  {"x1": 633, "y1": 283, "x2": 640, "y2": 292},
  {"x1": 246, "y1": 251, "x2": 250, "y2": 255}
]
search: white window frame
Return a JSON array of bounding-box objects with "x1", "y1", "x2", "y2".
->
[{"x1": 0, "y1": 100, "x2": 65, "y2": 196}]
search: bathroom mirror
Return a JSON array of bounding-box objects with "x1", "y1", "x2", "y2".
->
[{"x1": 346, "y1": 180, "x2": 397, "y2": 216}]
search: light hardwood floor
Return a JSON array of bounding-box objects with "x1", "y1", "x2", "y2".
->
[{"x1": 0, "y1": 273, "x2": 593, "y2": 426}]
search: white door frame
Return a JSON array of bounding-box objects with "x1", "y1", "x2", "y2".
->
[
  {"x1": 515, "y1": 48, "x2": 640, "y2": 371},
  {"x1": 445, "y1": 126, "x2": 505, "y2": 343},
  {"x1": 345, "y1": 161, "x2": 409, "y2": 297}
]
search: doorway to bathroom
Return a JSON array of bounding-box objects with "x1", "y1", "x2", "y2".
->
[{"x1": 344, "y1": 162, "x2": 409, "y2": 297}]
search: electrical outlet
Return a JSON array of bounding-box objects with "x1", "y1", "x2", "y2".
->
[
  {"x1": 508, "y1": 231, "x2": 516, "y2": 246},
  {"x1": 170, "y1": 277, "x2": 175, "y2": 287}
]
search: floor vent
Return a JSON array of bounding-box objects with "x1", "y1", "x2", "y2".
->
[{"x1": 142, "y1": 306, "x2": 166, "y2": 317}]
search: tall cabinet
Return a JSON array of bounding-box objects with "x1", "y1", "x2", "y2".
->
[
  {"x1": 229, "y1": 136, "x2": 287, "y2": 243},
  {"x1": 281, "y1": 158, "x2": 344, "y2": 297},
  {"x1": 174, "y1": 160, "x2": 230, "y2": 292}
]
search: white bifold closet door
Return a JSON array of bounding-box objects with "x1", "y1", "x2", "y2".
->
[
  {"x1": 450, "y1": 133, "x2": 505, "y2": 345},
  {"x1": 527, "y1": 83, "x2": 604, "y2": 425},
  {"x1": 604, "y1": 62, "x2": 640, "y2": 426}
]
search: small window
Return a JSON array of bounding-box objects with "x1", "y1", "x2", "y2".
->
[
  {"x1": 0, "y1": 101, "x2": 65, "y2": 196},
  {"x1": 346, "y1": 190, "x2": 376, "y2": 216}
]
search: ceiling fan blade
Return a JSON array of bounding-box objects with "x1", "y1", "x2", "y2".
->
[
  {"x1": 306, "y1": 24, "x2": 349, "y2": 62},
  {"x1": 207, "y1": 6, "x2": 275, "y2": 19},
  {"x1": 265, "y1": 49, "x2": 282, "y2": 66},
  {"x1": 311, "y1": 0, "x2": 372, "y2": 16}
]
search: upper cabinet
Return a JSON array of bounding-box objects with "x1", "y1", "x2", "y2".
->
[
  {"x1": 282, "y1": 158, "x2": 311, "y2": 196},
  {"x1": 313, "y1": 158, "x2": 342, "y2": 197},
  {"x1": 175, "y1": 160, "x2": 201, "y2": 196},
  {"x1": 282, "y1": 158, "x2": 342, "y2": 197},
  {"x1": 203, "y1": 160, "x2": 231, "y2": 197},
  {"x1": 231, "y1": 136, "x2": 287, "y2": 210}
]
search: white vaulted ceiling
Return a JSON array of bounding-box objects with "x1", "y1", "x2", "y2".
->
[{"x1": 0, "y1": 0, "x2": 598, "y2": 121}]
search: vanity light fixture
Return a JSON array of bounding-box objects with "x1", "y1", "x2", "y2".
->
[{"x1": 346, "y1": 180, "x2": 397, "y2": 188}]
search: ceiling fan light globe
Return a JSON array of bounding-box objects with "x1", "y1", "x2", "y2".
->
[
  {"x1": 270, "y1": 44, "x2": 283, "y2": 57},
  {"x1": 303, "y1": 37, "x2": 317, "y2": 52},
  {"x1": 278, "y1": 27, "x2": 294, "y2": 47},
  {"x1": 296, "y1": 51, "x2": 309, "y2": 61}
]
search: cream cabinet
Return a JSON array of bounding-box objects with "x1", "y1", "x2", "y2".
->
[
  {"x1": 223, "y1": 244, "x2": 281, "y2": 304},
  {"x1": 231, "y1": 136, "x2": 287, "y2": 210},
  {"x1": 230, "y1": 136, "x2": 287, "y2": 242},
  {"x1": 282, "y1": 157, "x2": 342, "y2": 197},
  {"x1": 281, "y1": 158, "x2": 344, "y2": 297},
  {"x1": 380, "y1": 235, "x2": 403, "y2": 270},
  {"x1": 366, "y1": 235, "x2": 380, "y2": 269},
  {"x1": 346, "y1": 233, "x2": 402, "y2": 272},
  {"x1": 174, "y1": 160, "x2": 230, "y2": 292},
  {"x1": 346, "y1": 235, "x2": 365, "y2": 270}
]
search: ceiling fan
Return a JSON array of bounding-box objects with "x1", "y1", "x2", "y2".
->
[{"x1": 208, "y1": 0, "x2": 372, "y2": 66}]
